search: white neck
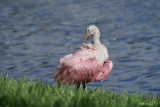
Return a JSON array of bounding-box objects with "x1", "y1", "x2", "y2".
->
[{"x1": 93, "y1": 34, "x2": 101, "y2": 45}]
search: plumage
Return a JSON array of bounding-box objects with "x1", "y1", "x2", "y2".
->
[{"x1": 54, "y1": 25, "x2": 113, "y2": 89}]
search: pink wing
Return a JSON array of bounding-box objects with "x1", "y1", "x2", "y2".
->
[
  {"x1": 93, "y1": 60, "x2": 113, "y2": 81},
  {"x1": 54, "y1": 45, "x2": 113, "y2": 84}
]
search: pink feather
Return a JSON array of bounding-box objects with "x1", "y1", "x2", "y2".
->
[{"x1": 54, "y1": 44, "x2": 113, "y2": 85}]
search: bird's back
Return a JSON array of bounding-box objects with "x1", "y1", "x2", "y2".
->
[{"x1": 77, "y1": 43, "x2": 109, "y2": 65}]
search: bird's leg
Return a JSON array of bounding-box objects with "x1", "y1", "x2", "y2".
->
[
  {"x1": 77, "y1": 83, "x2": 80, "y2": 89},
  {"x1": 83, "y1": 82, "x2": 86, "y2": 90},
  {"x1": 57, "y1": 82, "x2": 62, "y2": 88}
]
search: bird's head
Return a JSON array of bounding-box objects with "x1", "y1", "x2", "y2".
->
[{"x1": 82, "y1": 25, "x2": 100, "y2": 44}]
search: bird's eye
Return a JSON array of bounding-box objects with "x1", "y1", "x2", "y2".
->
[{"x1": 88, "y1": 29, "x2": 90, "y2": 31}]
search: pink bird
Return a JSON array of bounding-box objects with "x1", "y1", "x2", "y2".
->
[{"x1": 54, "y1": 25, "x2": 113, "y2": 89}]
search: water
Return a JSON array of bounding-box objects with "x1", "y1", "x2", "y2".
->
[{"x1": 0, "y1": 0, "x2": 160, "y2": 96}]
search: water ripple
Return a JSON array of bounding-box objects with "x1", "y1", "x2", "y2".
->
[{"x1": 0, "y1": 0, "x2": 160, "y2": 96}]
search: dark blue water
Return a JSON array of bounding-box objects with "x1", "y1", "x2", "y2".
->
[{"x1": 0, "y1": 0, "x2": 160, "y2": 96}]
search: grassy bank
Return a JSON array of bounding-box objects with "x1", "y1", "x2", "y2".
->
[{"x1": 0, "y1": 75, "x2": 159, "y2": 107}]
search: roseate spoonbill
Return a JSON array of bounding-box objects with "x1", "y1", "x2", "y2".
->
[{"x1": 54, "y1": 25, "x2": 113, "y2": 89}]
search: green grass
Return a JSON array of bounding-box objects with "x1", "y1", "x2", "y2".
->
[{"x1": 0, "y1": 75, "x2": 159, "y2": 107}]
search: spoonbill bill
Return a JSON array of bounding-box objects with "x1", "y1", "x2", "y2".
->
[{"x1": 54, "y1": 25, "x2": 113, "y2": 89}]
